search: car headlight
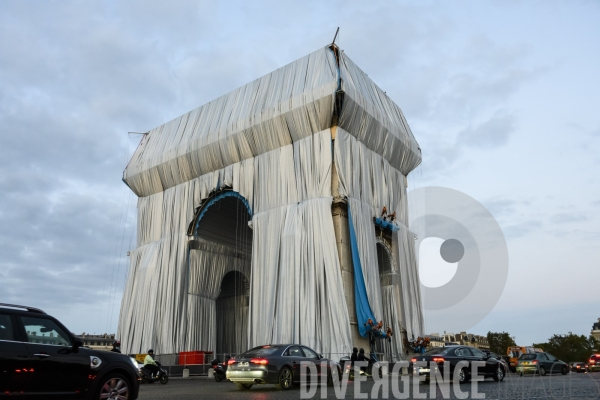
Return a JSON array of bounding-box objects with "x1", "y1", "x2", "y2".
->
[{"x1": 89, "y1": 356, "x2": 102, "y2": 369}]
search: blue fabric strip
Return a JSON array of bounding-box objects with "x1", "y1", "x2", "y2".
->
[
  {"x1": 194, "y1": 191, "x2": 252, "y2": 235},
  {"x1": 374, "y1": 217, "x2": 400, "y2": 232},
  {"x1": 348, "y1": 206, "x2": 385, "y2": 338}
]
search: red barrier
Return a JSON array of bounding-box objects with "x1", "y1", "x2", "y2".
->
[{"x1": 178, "y1": 350, "x2": 213, "y2": 365}]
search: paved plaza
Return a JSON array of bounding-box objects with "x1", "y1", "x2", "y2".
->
[{"x1": 138, "y1": 371, "x2": 600, "y2": 399}]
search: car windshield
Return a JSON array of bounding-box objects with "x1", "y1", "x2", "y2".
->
[
  {"x1": 423, "y1": 347, "x2": 449, "y2": 355},
  {"x1": 240, "y1": 346, "x2": 283, "y2": 357},
  {"x1": 520, "y1": 354, "x2": 537, "y2": 360}
]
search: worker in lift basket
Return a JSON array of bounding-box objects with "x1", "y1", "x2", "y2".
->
[{"x1": 144, "y1": 349, "x2": 160, "y2": 377}]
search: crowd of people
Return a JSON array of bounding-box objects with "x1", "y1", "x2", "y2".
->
[
  {"x1": 403, "y1": 336, "x2": 430, "y2": 354},
  {"x1": 380, "y1": 206, "x2": 397, "y2": 223},
  {"x1": 364, "y1": 318, "x2": 393, "y2": 339}
]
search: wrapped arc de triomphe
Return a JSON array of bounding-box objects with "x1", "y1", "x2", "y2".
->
[{"x1": 117, "y1": 44, "x2": 424, "y2": 360}]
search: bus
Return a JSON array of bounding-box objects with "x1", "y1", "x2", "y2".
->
[{"x1": 507, "y1": 346, "x2": 543, "y2": 372}]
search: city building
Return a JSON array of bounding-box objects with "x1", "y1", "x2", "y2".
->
[
  {"x1": 436, "y1": 332, "x2": 490, "y2": 350},
  {"x1": 426, "y1": 333, "x2": 445, "y2": 348},
  {"x1": 117, "y1": 44, "x2": 424, "y2": 360},
  {"x1": 79, "y1": 333, "x2": 116, "y2": 351},
  {"x1": 592, "y1": 318, "x2": 600, "y2": 341}
]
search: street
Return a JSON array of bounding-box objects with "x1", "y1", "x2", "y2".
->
[{"x1": 138, "y1": 372, "x2": 600, "y2": 399}]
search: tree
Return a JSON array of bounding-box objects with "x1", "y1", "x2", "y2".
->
[
  {"x1": 534, "y1": 333, "x2": 599, "y2": 363},
  {"x1": 487, "y1": 331, "x2": 516, "y2": 355}
]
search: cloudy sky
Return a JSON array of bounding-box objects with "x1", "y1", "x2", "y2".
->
[{"x1": 1, "y1": 1, "x2": 598, "y2": 346}]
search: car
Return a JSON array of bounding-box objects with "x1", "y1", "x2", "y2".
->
[
  {"x1": 588, "y1": 354, "x2": 600, "y2": 372},
  {"x1": 507, "y1": 346, "x2": 543, "y2": 372},
  {"x1": 570, "y1": 362, "x2": 587, "y2": 373},
  {"x1": 410, "y1": 345, "x2": 507, "y2": 383},
  {"x1": 226, "y1": 344, "x2": 341, "y2": 390},
  {"x1": 516, "y1": 352, "x2": 569, "y2": 376},
  {"x1": 0, "y1": 303, "x2": 140, "y2": 399},
  {"x1": 486, "y1": 351, "x2": 510, "y2": 371}
]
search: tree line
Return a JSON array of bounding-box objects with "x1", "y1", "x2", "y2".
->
[{"x1": 487, "y1": 331, "x2": 599, "y2": 363}]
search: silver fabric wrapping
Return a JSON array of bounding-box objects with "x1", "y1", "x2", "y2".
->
[
  {"x1": 394, "y1": 226, "x2": 425, "y2": 339},
  {"x1": 334, "y1": 128, "x2": 409, "y2": 226},
  {"x1": 118, "y1": 131, "x2": 354, "y2": 356},
  {"x1": 338, "y1": 52, "x2": 421, "y2": 175},
  {"x1": 117, "y1": 46, "x2": 423, "y2": 358},
  {"x1": 124, "y1": 48, "x2": 338, "y2": 197},
  {"x1": 334, "y1": 127, "x2": 424, "y2": 343},
  {"x1": 381, "y1": 284, "x2": 405, "y2": 359},
  {"x1": 187, "y1": 242, "x2": 251, "y2": 354}
]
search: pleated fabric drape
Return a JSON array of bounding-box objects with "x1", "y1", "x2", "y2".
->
[
  {"x1": 118, "y1": 45, "x2": 423, "y2": 358},
  {"x1": 119, "y1": 131, "x2": 354, "y2": 356},
  {"x1": 333, "y1": 127, "x2": 424, "y2": 353}
]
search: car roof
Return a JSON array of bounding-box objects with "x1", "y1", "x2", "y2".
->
[{"x1": 0, "y1": 303, "x2": 46, "y2": 314}]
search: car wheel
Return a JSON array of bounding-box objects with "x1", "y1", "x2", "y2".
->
[
  {"x1": 561, "y1": 366, "x2": 568, "y2": 375},
  {"x1": 539, "y1": 366, "x2": 547, "y2": 376},
  {"x1": 518, "y1": 371, "x2": 524, "y2": 377},
  {"x1": 493, "y1": 366, "x2": 505, "y2": 382},
  {"x1": 95, "y1": 372, "x2": 131, "y2": 400},
  {"x1": 275, "y1": 367, "x2": 293, "y2": 390},
  {"x1": 160, "y1": 374, "x2": 169, "y2": 384},
  {"x1": 458, "y1": 367, "x2": 469, "y2": 384},
  {"x1": 235, "y1": 383, "x2": 253, "y2": 390}
]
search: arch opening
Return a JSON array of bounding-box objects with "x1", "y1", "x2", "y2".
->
[
  {"x1": 377, "y1": 242, "x2": 393, "y2": 277},
  {"x1": 216, "y1": 271, "x2": 249, "y2": 356},
  {"x1": 193, "y1": 190, "x2": 253, "y2": 250},
  {"x1": 188, "y1": 190, "x2": 253, "y2": 356}
]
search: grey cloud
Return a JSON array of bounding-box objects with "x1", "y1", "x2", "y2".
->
[
  {"x1": 482, "y1": 197, "x2": 530, "y2": 218},
  {"x1": 502, "y1": 220, "x2": 542, "y2": 239},
  {"x1": 550, "y1": 212, "x2": 588, "y2": 224},
  {"x1": 457, "y1": 112, "x2": 517, "y2": 148},
  {"x1": 566, "y1": 122, "x2": 600, "y2": 138}
]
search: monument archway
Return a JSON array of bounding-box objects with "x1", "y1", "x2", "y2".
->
[{"x1": 190, "y1": 189, "x2": 252, "y2": 355}]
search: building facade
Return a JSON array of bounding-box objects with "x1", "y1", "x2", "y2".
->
[
  {"x1": 80, "y1": 333, "x2": 116, "y2": 351},
  {"x1": 117, "y1": 45, "x2": 424, "y2": 360},
  {"x1": 592, "y1": 318, "x2": 600, "y2": 342},
  {"x1": 436, "y1": 332, "x2": 490, "y2": 351}
]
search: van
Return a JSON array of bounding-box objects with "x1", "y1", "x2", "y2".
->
[
  {"x1": 507, "y1": 346, "x2": 543, "y2": 372},
  {"x1": 589, "y1": 354, "x2": 600, "y2": 372}
]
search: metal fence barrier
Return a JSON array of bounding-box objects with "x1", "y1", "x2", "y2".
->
[{"x1": 148, "y1": 350, "x2": 415, "y2": 377}]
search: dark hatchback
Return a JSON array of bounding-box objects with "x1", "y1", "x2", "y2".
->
[
  {"x1": 516, "y1": 352, "x2": 569, "y2": 376},
  {"x1": 0, "y1": 303, "x2": 140, "y2": 399},
  {"x1": 571, "y1": 362, "x2": 587, "y2": 373},
  {"x1": 226, "y1": 344, "x2": 341, "y2": 390},
  {"x1": 411, "y1": 345, "x2": 507, "y2": 383}
]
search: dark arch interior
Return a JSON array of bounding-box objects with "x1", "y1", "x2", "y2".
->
[
  {"x1": 196, "y1": 195, "x2": 252, "y2": 251},
  {"x1": 216, "y1": 271, "x2": 249, "y2": 356},
  {"x1": 218, "y1": 270, "x2": 250, "y2": 298},
  {"x1": 377, "y1": 242, "x2": 393, "y2": 276}
]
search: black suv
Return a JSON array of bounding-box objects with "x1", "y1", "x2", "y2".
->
[
  {"x1": 0, "y1": 303, "x2": 140, "y2": 399},
  {"x1": 411, "y1": 345, "x2": 507, "y2": 383}
]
